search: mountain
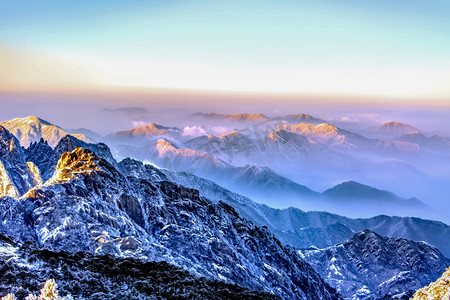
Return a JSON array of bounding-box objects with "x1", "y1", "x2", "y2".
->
[
  {"x1": 0, "y1": 116, "x2": 91, "y2": 147},
  {"x1": 191, "y1": 112, "x2": 324, "y2": 124},
  {"x1": 275, "y1": 123, "x2": 368, "y2": 149},
  {"x1": 143, "y1": 138, "x2": 230, "y2": 172},
  {"x1": 223, "y1": 164, "x2": 319, "y2": 201},
  {"x1": 323, "y1": 180, "x2": 426, "y2": 207},
  {"x1": 106, "y1": 123, "x2": 182, "y2": 146},
  {"x1": 102, "y1": 106, "x2": 149, "y2": 116},
  {"x1": 0, "y1": 130, "x2": 339, "y2": 299},
  {"x1": 124, "y1": 162, "x2": 450, "y2": 259},
  {"x1": 2, "y1": 128, "x2": 449, "y2": 299},
  {"x1": 374, "y1": 139, "x2": 421, "y2": 155},
  {"x1": 300, "y1": 230, "x2": 450, "y2": 299},
  {"x1": 260, "y1": 206, "x2": 450, "y2": 258},
  {"x1": 0, "y1": 234, "x2": 277, "y2": 299},
  {"x1": 23, "y1": 135, "x2": 118, "y2": 182},
  {"x1": 184, "y1": 131, "x2": 264, "y2": 165},
  {"x1": 185, "y1": 127, "x2": 344, "y2": 169},
  {"x1": 274, "y1": 122, "x2": 421, "y2": 156},
  {"x1": 66, "y1": 127, "x2": 103, "y2": 142},
  {"x1": 116, "y1": 132, "x2": 429, "y2": 217},
  {"x1": 265, "y1": 130, "x2": 343, "y2": 163},
  {"x1": 0, "y1": 126, "x2": 41, "y2": 197},
  {"x1": 277, "y1": 114, "x2": 325, "y2": 124},
  {"x1": 191, "y1": 112, "x2": 269, "y2": 122},
  {"x1": 368, "y1": 121, "x2": 420, "y2": 138},
  {"x1": 393, "y1": 131, "x2": 450, "y2": 150},
  {"x1": 412, "y1": 266, "x2": 450, "y2": 299},
  {"x1": 118, "y1": 138, "x2": 319, "y2": 206}
]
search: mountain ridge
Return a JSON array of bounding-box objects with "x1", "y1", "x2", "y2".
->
[
  {"x1": 0, "y1": 116, "x2": 91, "y2": 147},
  {"x1": 0, "y1": 127, "x2": 340, "y2": 299}
]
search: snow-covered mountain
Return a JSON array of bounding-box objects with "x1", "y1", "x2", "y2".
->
[
  {"x1": 275, "y1": 123, "x2": 368, "y2": 149},
  {"x1": 114, "y1": 138, "x2": 319, "y2": 206},
  {"x1": 0, "y1": 234, "x2": 278, "y2": 299},
  {"x1": 109, "y1": 133, "x2": 431, "y2": 217},
  {"x1": 278, "y1": 113, "x2": 325, "y2": 124},
  {"x1": 0, "y1": 128, "x2": 339, "y2": 300},
  {"x1": 134, "y1": 163, "x2": 450, "y2": 258},
  {"x1": 0, "y1": 116, "x2": 91, "y2": 147},
  {"x1": 185, "y1": 128, "x2": 339, "y2": 166},
  {"x1": 300, "y1": 230, "x2": 450, "y2": 299},
  {"x1": 190, "y1": 112, "x2": 325, "y2": 125},
  {"x1": 106, "y1": 123, "x2": 183, "y2": 146},
  {"x1": 2, "y1": 127, "x2": 450, "y2": 299}
]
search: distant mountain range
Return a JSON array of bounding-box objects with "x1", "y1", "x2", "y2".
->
[
  {"x1": 191, "y1": 112, "x2": 326, "y2": 125},
  {"x1": 0, "y1": 115, "x2": 443, "y2": 220},
  {"x1": 191, "y1": 112, "x2": 269, "y2": 121}
]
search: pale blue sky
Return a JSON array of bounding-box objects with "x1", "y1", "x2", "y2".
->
[{"x1": 1, "y1": 0, "x2": 449, "y2": 99}]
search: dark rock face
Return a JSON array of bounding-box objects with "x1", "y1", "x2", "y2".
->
[
  {"x1": 300, "y1": 230, "x2": 450, "y2": 299},
  {"x1": 54, "y1": 135, "x2": 119, "y2": 169},
  {"x1": 0, "y1": 131, "x2": 340, "y2": 299},
  {"x1": 0, "y1": 235, "x2": 278, "y2": 300},
  {"x1": 117, "y1": 193, "x2": 145, "y2": 227},
  {"x1": 0, "y1": 126, "x2": 38, "y2": 197},
  {"x1": 24, "y1": 138, "x2": 58, "y2": 181}
]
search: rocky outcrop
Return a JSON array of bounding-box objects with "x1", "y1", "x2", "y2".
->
[
  {"x1": 25, "y1": 138, "x2": 58, "y2": 181},
  {"x1": 54, "y1": 135, "x2": 118, "y2": 169},
  {"x1": 300, "y1": 230, "x2": 450, "y2": 299},
  {"x1": 412, "y1": 267, "x2": 450, "y2": 300},
  {"x1": 0, "y1": 126, "x2": 39, "y2": 197}
]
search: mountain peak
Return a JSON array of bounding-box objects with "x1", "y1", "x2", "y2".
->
[
  {"x1": 381, "y1": 121, "x2": 415, "y2": 129},
  {"x1": 21, "y1": 116, "x2": 54, "y2": 126},
  {"x1": 324, "y1": 180, "x2": 387, "y2": 196},
  {"x1": 0, "y1": 126, "x2": 26, "y2": 165},
  {"x1": 370, "y1": 121, "x2": 420, "y2": 138},
  {"x1": 106, "y1": 123, "x2": 181, "y2": 144},
  {"x1": 49, "y1": 147, "x2": 102, "y2": 184},
  {"x1": 281, "y1": 113, "x2": 325, "y2": 124},
  {"x1": 0, "y1": 116, "x2": 90, "y2": 147},
  {"x1": 192, "y1": 112, "x2": 268, "y2": 121}
]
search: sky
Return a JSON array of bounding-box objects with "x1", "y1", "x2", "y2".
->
[{"x1": 0, "y1": 0, "x2": 450, "y2": 105}]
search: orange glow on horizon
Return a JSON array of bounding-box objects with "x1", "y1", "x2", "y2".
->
[{"x1": 1, "y1": 45, "x2": 449, "y2": 108}]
